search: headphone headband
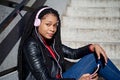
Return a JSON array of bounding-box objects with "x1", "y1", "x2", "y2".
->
[
  {"x1": 34, "y1": 7, "x2": 51, "y2": 27},
  {"x1": 35, "y1": 7, "x2": 50, "y2": 19}
]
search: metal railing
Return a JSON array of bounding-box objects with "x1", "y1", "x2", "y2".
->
[
  {"x1": 0, "y1": 0, "x2": 29, "y2": 33},
  {"x1": 0, "y1": 0, "x2": 46, "y2": 77}
]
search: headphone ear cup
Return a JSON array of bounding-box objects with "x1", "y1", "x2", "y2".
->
[{"x1": 34, "y1": 18, "x2": 41, "y2": 27}]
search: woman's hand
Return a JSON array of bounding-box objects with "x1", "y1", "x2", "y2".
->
[
  {"x1": 90, "y1": 44, "x2": 108, "y2": 64},
  {"x1": 79, "y1": 74, "x2": 90, "y2": 80},
  {"x1": 90, "y1": 73, "x2": 98, "y2": 80},
  {"x1": 79, "y1": 73, "x2": 98, "y2": 80}
]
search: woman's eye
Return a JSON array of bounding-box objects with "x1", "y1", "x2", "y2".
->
[
  {"x1": 46, "y1": 23, "x2": 51, "y2": 26},
  {"x1": 53, "y1": 24, "x2": 57, "y2": 28}
]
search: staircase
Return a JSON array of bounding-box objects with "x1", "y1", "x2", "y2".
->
[
  {"x1": 0, "y1": 0, "x2": 47, "y2": 79},
  {"x1": 61, "y1": 0, "x2": 120, "y2": 69}
]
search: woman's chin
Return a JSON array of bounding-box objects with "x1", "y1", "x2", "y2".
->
[{"x1": 46, "y1": 36, "x2": 53, "y2": 40}]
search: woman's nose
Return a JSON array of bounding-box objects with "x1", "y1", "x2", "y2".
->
[{"x1": 50, "y1": 26, "x2": 56, "y2": 32}]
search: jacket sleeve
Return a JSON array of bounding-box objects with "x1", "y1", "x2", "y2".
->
[
  {"x1": 23, "y1": 39, "x2": 75, "y2": 80},
  {"x1": 62, "y1": 44, "x2": 93, "y2": 59}
]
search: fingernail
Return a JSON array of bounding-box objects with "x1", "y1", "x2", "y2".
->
[
  {"x1": 105, "y1": 63, "x2": 107, "y2": 65},
  {"x1": 98, "y1": 57, "x2": 100, "y2": 59}
]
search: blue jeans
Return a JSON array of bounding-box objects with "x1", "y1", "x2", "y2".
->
[{"x1": 62, "y1": 54, "x2": 120, "y2": 80}]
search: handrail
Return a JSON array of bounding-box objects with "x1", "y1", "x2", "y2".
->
[
  {"x1": 0, "y1": 66, "x2": 17, "y2": 77},
  {"x1": 0, "y1": 0, "x2": 29, "y2": 33},
  {"x1": 0, "y1": 0, "x2": 47, "y2": 77}
]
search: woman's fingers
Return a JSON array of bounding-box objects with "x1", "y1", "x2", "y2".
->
[
  {"x1": 94, "y1": 44, "x2": 108, "y2": 64},
  {"x1": 100, "y1": 50, "x2": 108, "y2": 64},
  {"x1": 100, "y1": 46, "x2": 108, "y2": 64},
  {"x1": 90, "y1": 73, "x2": 98, "y2": 80},
  {"x1": 79, "y1": 73, "x2": 99, "y2": 80},
  {"x1": 91, "y1": 76, "x2": 98, "y2": 80}
]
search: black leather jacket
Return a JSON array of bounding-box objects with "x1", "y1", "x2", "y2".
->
[{"x1": 19, "y1": 35, "x2": 92, "y2": 80}]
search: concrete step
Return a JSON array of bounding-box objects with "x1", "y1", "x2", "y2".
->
[
  {"x1": 62, "y1": 17, "x2": 120, "y2": 29},
  {"x1": 70, "y1": 0, "x2": 120, "y2": 7},
  {"x1": 61, "y1": 28, "x2": 120, "y2": 42},
  {"x1": 62, "y1": 0, "x2": 120, "y2": 70},
  {"x1": 66, "y1": 7, "x2": 120, "y2": 17}
]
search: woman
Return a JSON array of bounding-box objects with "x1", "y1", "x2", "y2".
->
[{"x1": 18, "y1": 6, "x2": 120, "y2": 80}]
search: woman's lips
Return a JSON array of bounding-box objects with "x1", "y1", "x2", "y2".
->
[{"x1": 48, "y1": 33, "x2": 54, "y2": 37}]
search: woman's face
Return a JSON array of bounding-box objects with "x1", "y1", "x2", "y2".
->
[{"x1": 38, "y1": 13, "x2": 58, "y2": 39}]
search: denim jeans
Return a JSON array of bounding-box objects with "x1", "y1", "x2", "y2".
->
[{"x1": 62, "y1": 54, "x2": 120, "y2": 80}]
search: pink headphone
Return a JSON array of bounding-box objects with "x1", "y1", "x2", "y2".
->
[{"x1": 34, "y1": 7, "x2": 50, "y2": 27}]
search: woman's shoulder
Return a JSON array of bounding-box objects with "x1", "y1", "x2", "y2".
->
[{"x1": 23, "y1": 36, "x2": 38, "y2": 47}]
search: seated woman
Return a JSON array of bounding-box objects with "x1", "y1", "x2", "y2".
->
[{"x1": 18, "y1": 6, "x2": 120, "y2": 80}]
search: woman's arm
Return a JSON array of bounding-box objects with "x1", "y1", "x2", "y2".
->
[
  {"x1": 62, "y1": 44, "x2": 93, "y2": 59},
  {"x1": 62, "y1": 44, "x2": 108, "y2": 64}
]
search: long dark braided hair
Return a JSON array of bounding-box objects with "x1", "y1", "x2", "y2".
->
[{"x1": 17, "y1": 5, "x2": 63, "y2": 80}]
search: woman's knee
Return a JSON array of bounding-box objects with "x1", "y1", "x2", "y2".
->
[{"x1": 85, "y1": 53, "x2": 97, "y2": 60}]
